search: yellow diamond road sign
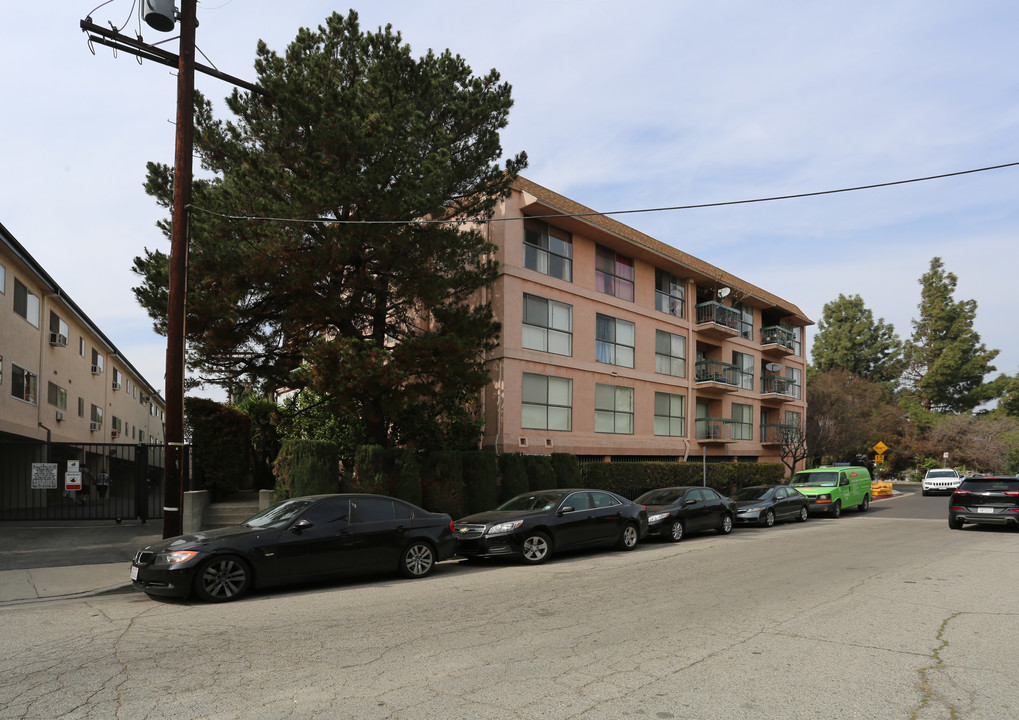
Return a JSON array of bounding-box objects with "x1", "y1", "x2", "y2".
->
[{"x1": 873, "y1": 441, "x2": 888, "y2": 454}]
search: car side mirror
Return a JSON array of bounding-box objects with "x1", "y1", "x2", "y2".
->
[
  {"x1": 683, "y1": 499, "x2": 697, "y2": 507},
  {"x1": 558, "y1": 506, "x2": 576, "y2": 515},
  {"x1": 291, "y1": 519, "x2": 313, "y2": 534}
]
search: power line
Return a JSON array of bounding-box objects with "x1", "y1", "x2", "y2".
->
[{"x1": 189, "y1": 160, "x2": 1019, "y2": 227}]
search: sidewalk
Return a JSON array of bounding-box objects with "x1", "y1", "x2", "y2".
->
[{"x1": 0, "y1": 520, "x2": 162, "y2": 605}]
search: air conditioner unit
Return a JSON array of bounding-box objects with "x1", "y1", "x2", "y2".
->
[
  {"x1": 55, "y1": 410, "x2": 64, "y2": 422},
  {"x1": 140, "y1": 395, "x2": 151, "y2": 404},
  {"x1": 49, "y1": 332, "x2": 68, "y2": 347},
  {"x1": 90, "y1": 365, "x2": 102, "y2": 375},
  {"x1": 89, "y1": 421, "x2": 101, "y2": 432},
  {"x1": 112, "y1": 382, "x2": 122, "y2": 391}
]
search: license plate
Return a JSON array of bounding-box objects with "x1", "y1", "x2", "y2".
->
[
  {"x1": 130, "y1": 565, "x2": 139, "y2": 580},
  {"x1": 977, "y1": 507, "x2": 994, "y2": 514}
]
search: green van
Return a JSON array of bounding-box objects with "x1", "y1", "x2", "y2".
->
[{"x1": 789, "y1": 465, "x2": 872, "y2": 518}]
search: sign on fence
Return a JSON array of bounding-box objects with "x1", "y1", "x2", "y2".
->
[{"x1": 31, "y1": 463, "x2": 58, "y2": 490}]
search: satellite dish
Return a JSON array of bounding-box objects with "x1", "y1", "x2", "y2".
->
[
  {"x1": 765, "y1": 362, "x2": 783, "y2": 372},
  {"x1": 716, "y1": 287, "x2": 731, "y2": 299},
  {"x1": 142, "y1": 0, "x2": 176, "y2": 32}
]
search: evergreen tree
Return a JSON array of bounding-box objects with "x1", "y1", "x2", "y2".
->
[
  {"x1": 810, "y1": 294, "x2": 903, "y2": 382},
  {"x1": 132, "y1": 11, "x2": 526, "y2": 449},
  {"x1": 902, "y1": 257, "x2": 999, "y2": 413}
]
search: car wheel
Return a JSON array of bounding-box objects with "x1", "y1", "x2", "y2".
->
[
  {"x1": 797, "y1": 506, "x2": 808, "y2": 522},
  {"x1": 521, "y1": 532, "x2": 552, "y2": 564},
  {"x1": 948, "y1": 516, "x2": 964, "y2": 530},
  {"x1": 399, "y1": 541, "x2": 436, "y2": 578},
  {"x1": 194, "y1": 555, "x2": 251, "y2": 603},
  {"x1": 762, "y1": 509, "x2": 775, "y2": 528},
  {"x1": 616, "y1": 522, "x2": 639, "y2": 550},
  {"x1": 717, "y1": 513, "x2": 733, "y2": 535},
  {"x1": 831, "y1": 501, "x2": 842, "y2": 519},
  {"x1": 921, "y1": 489, "x2": 929, "y2": 497},
  {"x1": 668, "y1": 519, "x2": 685, "y2": 542},
  {"x1": 859, "y1": 494, "x2": 870, "y2": 512}
]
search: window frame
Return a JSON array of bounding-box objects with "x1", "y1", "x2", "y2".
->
[
  {"x1": 731, "y1": 402, "x2": 753, "y2": 440},
  {"x1": 47, "y1": 381, "x2": 68, "y2": 410},
  {"x1": 523, "y1": 218, "x2": 573, "y2": 282},
  {"x1": 11, "y1": 364, "x2": 38, "y2": 405},
  {"x1": 653, "y1": 392, "x2": 686, "y2": 437},
  {"x1": 595, "y1": 383, "x2": 634, "y2": 435},
  {"x1": 521, "y1": 372, "x2": 573, "y2": 431},
  {"x1": 595, "y1": 313, "x2": 635, "y2": 368},
  {"x1": 13, "y1": 278, "x2": 40, "y2": 328},
  {"x1": 522, "y1": 293, "x2": 573, "y2": 356},
  {"x1": 655, "y1": 329, "x2": 687, "y2": 377},
  {"x1": 595, "y1": 245, "x2": 635, "y2": 301},
  {"x1": 654, "y1": 269, "x2": 685, "y2": 318}
]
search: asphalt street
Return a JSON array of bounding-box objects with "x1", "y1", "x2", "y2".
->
[{"x1": 1, "y1": 489, "x2": 1015, "y2": 720}]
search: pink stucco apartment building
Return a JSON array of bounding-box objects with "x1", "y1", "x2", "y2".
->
[{"x1": 478, "y1": 177, "x2": 812, "y2": 467}]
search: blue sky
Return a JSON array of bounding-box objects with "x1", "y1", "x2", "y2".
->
[{"x1": 3, "y1": 1, "x2": 1017, "y2": 404}]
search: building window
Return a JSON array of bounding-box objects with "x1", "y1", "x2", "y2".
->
[
  {"x1": 731, "y1": 403, "x2": 753, "y2": 440},
  {"x1": 785, "y1": 367, "x2": 802, "y2": 399},
  {"x1": 90, "y1": 404, "x2": 103, "y2": 426},
  {"x1": 79, "y1": 337, "x2": 86, "y2": 357},
  {"x1": 654, "y1": 392, "x2": 686, "y2": 436},
  {"x1": 112, "y1": 368, "x2": 122, "y2": 390},
  {"x1": 523, "y1": 219, "x2": 572, "y2": 282},
  {"x1": 47, "y1": 382, "x2": 67, "y2": 410},
  {"x1": 11, "y1": 364, "x2": 38, "y2": 404},
  {"x1": 522, "y1": 294, "x2": 573, "y2": 356},
  {"x1": 0, "y1": 261, "x2": 5, "y2": 293},
  {"x1": 49, "y1": 312, "x2": 69, "y2": 346},
  {"x1": 595, "y1": 383, "x2": 634, "y2": 434},
  {"x1": 522, "y1": 373, "x2": 572, "y2": 431},
  {"x1": 735, "y1": 302, "x2": 754, "y2": 340},
  {"x1": 655, "y1": 269, "x2": 685, "y2": 318},
  {"x1": 13, "y1": 278, "x2": 40, "y2": 328},
  {"x1": 595, "y1": 245, "x2": 634, "y2": 301},
  {"x1": 655, "y1": 330, "x2": 686, "y2": 377},
  {"x1": 91, "y1": 349, "x2": 104, "y2": 375},
  {"x1": 732, "y1": 351, "x2": 755, "y2": 390},
  {"x1": 596, "y1": 314, "x2": 635, "y2": 367},
  {"x1": 78, "y1": 397, "x2": 85, "y2": 417}
]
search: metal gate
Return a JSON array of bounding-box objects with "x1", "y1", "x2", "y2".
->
[{"x1": 0, "y1": 441, "x2": 189, "y2": 522}]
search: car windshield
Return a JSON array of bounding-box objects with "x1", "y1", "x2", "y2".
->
[
  {"x1": 734, "y1": 487, "x2": 772, "y2": 501},
  {"x1": 497, "y1": 492, "x2": 565, "y2": 512},
  {"x1": 927, "y1": 470, "x2": 958, "y2": 478},
  {"x1": 791, "y1": 472, "x2": 837, "y2": 487},
  {"x1": 960, "y1": 480, "x2": 1019, "y2": 493},
  {"x1": 635, "y1": 488, "x2": 688, "y2": 505},
  {"x1": 243, "y1": 499, "x2": 314, "y2": 528}
]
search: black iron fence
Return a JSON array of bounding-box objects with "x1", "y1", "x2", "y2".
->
[{"x1": 0, "y1": 441, "x2": 191, "y2": 522}]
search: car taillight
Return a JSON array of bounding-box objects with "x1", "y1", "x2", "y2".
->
[
  {"x1": 952, "y1": 490, "x2": 969, "y2": 495},
  {"x1": 1004, "y1": 491, "x2": 1019, "y2": 496},
  {"x1": 449, "y1": 520, "x2": 455, "y2": 532}
]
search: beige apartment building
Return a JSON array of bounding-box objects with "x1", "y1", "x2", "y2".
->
[
  {"x1": 480, "y1": 177, "x2": 811, "y2": 466},
  {"x1": 0, "y1": 221, "x2": 165, "y2": 446}
]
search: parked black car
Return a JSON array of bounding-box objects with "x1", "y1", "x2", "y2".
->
[
  {"x1": 130, "y1": 494, "x2": 457, "y2": 602},
  {"x1": 453, "y1": 489, "x2": 647, "y2": 564},
  {"x1": 633, "y1": 486, "x2": 736, "y2": 542},
  {"x1": 949, "y1": 476, "x2": 1019, "y2": 530},
  {"x1": 734, "y1": 485, "x2": 809, "y2": 527}
]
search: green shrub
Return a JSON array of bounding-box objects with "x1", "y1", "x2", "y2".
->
[
  {"x1": 580, "y1": 461, "x2": 785, "y2": 499},
  {"x1": 462, "y1": 451, "x2": 499, "y2": 514},
  {"x1": 551, "y1": 453, "x2": 583, "y2": 487},
  {"x1": 185, "y1": 397, "x2": 251, "y2": 502},
  {"x1": 272, "y1": 439, "x2": 340, "y2": 501},
  {"x1": 421, "y1": 450, "x2": 463, "y2": 517},
  {"x1": 390, "y1": 449, "x2": 423, "y2": 507},
  {"x1": 498, "y1": 453, "x2": 529, "y2": 502},
  {"x1": 351, "y1": 445, "x2": 388, "y2": 494},
  {"x1": 526, "y1": 455, "x2": 556, "y2": 491}
]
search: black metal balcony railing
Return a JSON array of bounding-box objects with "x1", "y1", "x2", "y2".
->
[
  {"x1": 695, "y1": 417, "x2": 735, "y2": 441},
  {"x1": 695, "y1": 360, "x2": 740, "y2": 385},
  {"x1": 760, "y1": 325, "x2": 796, "y2": 351},
  {"x1": 695, "y1": 301, "x2": 740, "y2": 330},
  {"x1": 761, "y1": 423, "x2": 802, "y2": 444},
  {"x1": 760, "y1": 374, "x2": 800, "y2": 398}
]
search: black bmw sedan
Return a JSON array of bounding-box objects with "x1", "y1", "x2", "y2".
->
[
  {"x1": 131, "y1": 494, "x2": 457, "y2": 602},
  {"x1": 453, "y1": 489, "x2": 647, "y2": 564},
  {"x1": 733, "y1": 485, "x2": 809, "y2": 527},
  {"x1": 633, "y1": 486, "x2": 736, "y2": 542}
]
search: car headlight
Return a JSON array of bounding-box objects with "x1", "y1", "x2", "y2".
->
[
  {"x1": 816, "y1": 494, "x2": 831, "y2": 501},
  {"x1": 647, "y1": 512, "x2": 670, "y2": 523},
  {"x1": 155, "y1": 550, "x2": 200, "y2": 566},
  {"x1": 738, "y1": 506, "x2": 762, "y2": 515},
  {"x1": 487, "y1": 520, "x2": 524, "y2": 536}
]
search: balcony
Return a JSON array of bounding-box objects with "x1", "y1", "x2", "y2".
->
[
  {"x1": 760, "y1": 375, "x2": 799, "y2": 402},
  {"x1": 695, "y1": 417, "x2": 736, "y2": 443},
  {"x1": 695, "y1": 301, "x2": 740, "y2": 339},
  {"x1": 695, "y1": 360, "x2": 740, "y2": 392},
  {"x1": 761, "y1": 423, "x2": 801, "y2": 445},
  {"x1": 760, "y1": 326, "x2": 797, "y2": 356}
]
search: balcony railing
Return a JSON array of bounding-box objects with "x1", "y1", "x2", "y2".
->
[
  {"x1": 761, "y1": 375, "x2": 800, "y2": 399},
  {"x1": 761, "y1": 423, "x2": 802, "y2": 444},
  {"x1": 695, "y1": 360, "x2": 740, "y2": 386},
  {"x1": 695, "y1": 301, "x2": 740, "y2": 331},
  {"x1": 760, "y1": 325, "x2": 797, "y2": 353},
  {"x1": 695, "y1": 417, "x2": 736, "y2": 441}
]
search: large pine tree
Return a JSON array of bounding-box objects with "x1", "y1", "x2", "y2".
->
[
  {"x1": 902, "y1": 257, "x2": 999, "y2": 413},
  {"x1": 132, "y1": 11, "x2": 527, "y2": 449},
  {"x1": 810, "y1": 293, "x2": 903, "y2": 383}
]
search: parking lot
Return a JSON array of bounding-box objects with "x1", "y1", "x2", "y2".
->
[{"x1": 1, "y1": 489, "x2": 1017, "y2": 719}]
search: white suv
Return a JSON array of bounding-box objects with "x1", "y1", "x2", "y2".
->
[{"x1": 922, "y1": 468, "x2": 962, "y2": 496}]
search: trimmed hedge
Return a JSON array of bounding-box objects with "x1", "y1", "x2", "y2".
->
[
  {"x1": 526, "y1": 455, "x2": 556, "y2": 491},
  {"x1": 581, "y1": 461, "x2": 785, "y2": 500},
  {"x1": 422, "y1": 450, "x2": 463, "y2": 518},
  {"x1": 462, "y1": 451, "x2": 499, "y2": 515},
  {"x1": 273, "y1": 439, "x2": 340, "y2": 501},
  {"x1": 498, "y1": 453, "x2": 529, "y2": 503},
  {"x1": 185, "y1": 397, "x2": 251, "y2": 502}
]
